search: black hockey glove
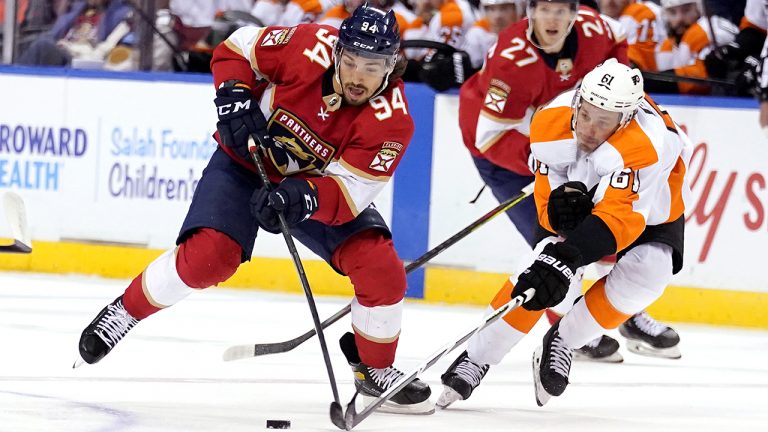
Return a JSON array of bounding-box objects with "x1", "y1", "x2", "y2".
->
[
  {"x1": 214, "y1": 80, "x2": 268, "y2": 160},
  {"x1": 704, "y1": 43, "x2": 743, "y2": 79},
  {"x1": 735, "y1": 56, "x2": 761, "y2": 97},
  {"x1": 512, "y1": 242, "x2": 582, "y2": 311},
  {"x1": 547, "y1": 181, "x2": 593, "y2": 236},
  {"x1": 251, "y1": 178, "x2": 319, "y2": 234},
  {"x1": 419, "y1": 50, "x2": 474, "y2": 92}
]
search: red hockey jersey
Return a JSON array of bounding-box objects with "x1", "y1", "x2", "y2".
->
[
  {"x1": 459, "y1": 8, "x2": 628, "y2": 175},
  {"x1": 211, "y1": 24, "x2": 414, "y2": 226}
]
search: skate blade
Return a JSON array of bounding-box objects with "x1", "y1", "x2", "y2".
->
[
  {"x1": 573, "y1": 350, "x2": 624, "y2": 363},
  {"x1": 360, "y1": 394, "x2": 435, "y2": 415},
  {"x1": 72, "y1": 357, "x2": 85, "y2": 369},
  {"x1": 532, "y1": 346, "x2": 552, "y2": 407},
  {"x1": 436, "y1": 386, "x2": 463, "y2": 409},
  {"x1": 625, "y1": 340, "x2": 681, "y2": 359}
]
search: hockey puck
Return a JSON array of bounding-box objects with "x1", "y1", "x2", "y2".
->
[{"x1": 266, "y1": 419, "x2": 291, "y2": 429}]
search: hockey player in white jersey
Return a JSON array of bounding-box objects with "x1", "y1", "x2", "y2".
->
[{"x1": 438, "y1": 59, "x2": 692, "y2": 408}]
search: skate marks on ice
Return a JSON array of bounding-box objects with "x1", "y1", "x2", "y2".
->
[{"x1": 0, "y1": 272, "x2": 767, "y2": 431}]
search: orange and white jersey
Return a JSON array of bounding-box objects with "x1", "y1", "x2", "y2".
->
[
  {"x1": 656, "y1": 15, "x2": 737, "y2": 93},
  {"x1": 392, "y1": 0, "x2": 418, "y2": 31},
  {"x1": 741, "y1": 0, "x2": 768, "y2": 31},
  {"x1": 252, "y1": 0, "x2": 287, "y2": 27},
  {"x1": 279, "y1": 0, "x2": 341, "y2": 26},
  {"x1": 317, "y1": 4, "x2": 350, "y2": 28},
  {"x1": 529, "y1": 90, "x2": 692, "y2": 251},
  {"x1": 404, "y1": 0, "x2": 477, "y2": 50},
  {"x1": 617, "y1": 0, "x2": 666, "y2": 70},
  {"x1": 462, "y1": 18, "x2": 497, "y2": 68},
  {"x1": 318, "y1": 4, "x2": 415, "y2": 36}
]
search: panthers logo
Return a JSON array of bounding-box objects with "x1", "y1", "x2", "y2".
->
[{"x1": 268, "y1": 108, "x2": 336, "y2": 175}]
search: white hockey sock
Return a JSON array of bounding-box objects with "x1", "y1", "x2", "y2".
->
[{"x1": 557, "y1": 298, "x2": 605, "y2": 350}]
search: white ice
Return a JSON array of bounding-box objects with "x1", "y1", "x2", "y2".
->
[{"x1": 1, "y1": 271, "x2": 766, "y2": 432}]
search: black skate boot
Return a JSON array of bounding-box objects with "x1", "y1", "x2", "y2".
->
[
  {"x1": 619, "y1": 311, "x2": 681, "y2": 359},
  {"x1": 532, "y1": 319, "x2": 573, "y2": 406},
  {"x1": 437, "y1": 350, "x2": 490, "y2": 409},
  {"x1": 75, "y1": 296, "x2": 139, "y2": 367},
  {"x1": 339, "y1": 332, "x2": 434, "y2": 415},
  {"x1": 573, "y1": 335, "x2": 623, "y2": 363}
]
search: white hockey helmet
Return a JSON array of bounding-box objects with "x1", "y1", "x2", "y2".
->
[
  {"x1": 660, "y1": 0, "x2": 702, "y2": 11},
  {"x1": 575, "y1": 58, "x2": 644, "y2": 128}
]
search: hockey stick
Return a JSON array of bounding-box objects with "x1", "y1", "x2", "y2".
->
[
  {"x1": 1, "y1": 192, "x2": 32, "y2": 254},
  {"x1": 334, "y1": 287, "x2": 536, "y2": 430},
  {"x1": 222, "y1": 181, "x2": 535, "y2": 361},
  {"x1": 246, "y1": 136, "x2": 345, "y2": 429},
  {"x1": 641, "y1": 70, "x2": 736, "y2": 88}
]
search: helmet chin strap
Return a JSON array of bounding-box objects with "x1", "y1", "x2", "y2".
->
[{"x1": 333, "y1": 47, "x2": 393, "y2": 100}]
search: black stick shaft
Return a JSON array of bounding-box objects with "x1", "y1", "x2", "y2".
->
[
  {"x1": 247, "y1": 135, "x2": 342, "y2": 407},
  {"x1": 223, "y1": 182, "x2": 534, "y2": 361}
]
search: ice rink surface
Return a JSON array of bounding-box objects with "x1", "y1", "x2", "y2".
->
[{"x1": 1, "y1": 271, "x2": 767, "y2": 432}]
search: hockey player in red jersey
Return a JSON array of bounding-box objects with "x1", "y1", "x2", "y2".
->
[{"x1": 75, "y1": 4, "x2": 433, "y2": 415}]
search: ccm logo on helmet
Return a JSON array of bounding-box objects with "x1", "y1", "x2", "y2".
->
[
  {"x1": 352, "y1": 41, "x2": 374, "y2": 50},
  {"x1": 535, "y1": 252, "x2": 574, "y2": 279}
]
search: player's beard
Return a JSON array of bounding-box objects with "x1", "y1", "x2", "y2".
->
[{"x1": 343, "y1": 83, "x2": 372, "y2": 106}]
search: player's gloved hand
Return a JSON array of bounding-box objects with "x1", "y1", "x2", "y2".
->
[
  {"x1": 419, "y1": 50, "x2": 474, "y2": 92},
  {"x1": 547, "y1": 181, "x2": 593, "y2": 235},
  {"x1": 704, "y1": 43, "x2": 743, "y2": 79},
  {"x1": 251, "y1": 178, "x2": 319, "y2": 233},
  {"x1": 512, "y1": 242, "x2": 582, "y2": 311},
  {"x1": 214, "y1": 80, "x2": 268, "y2": 160},
  {"x1": 735, "y1": 56, "x2": 760, "y2": 97}
]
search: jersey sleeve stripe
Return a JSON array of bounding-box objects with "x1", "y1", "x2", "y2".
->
[
  {"x1": 665, "y1": 156, "x2": 687, "y2": 223},
  {"x1": 324, "y1": 160, "x2": 389, "y2": 216},
  {"x1": 224, "y1": 26, "x2": 267, "y2": 79},
  {"x1": 338, "y1": 157, "x2": 391, "y2": 181}
]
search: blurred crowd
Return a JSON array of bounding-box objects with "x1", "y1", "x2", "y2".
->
[{"x1": 1, "y1": 0, "x2": 765, "y2": 97}]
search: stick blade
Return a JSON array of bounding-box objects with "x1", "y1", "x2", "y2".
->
[
  {"x1": 222, "y1": 344, "x2": 255, "y2": 362},
  {"x1": 2, "y1": 192, "x2": 32, "y2": 253},
  {"x1": 330, "y1": 401, "x2": 347, "y2": 430}
]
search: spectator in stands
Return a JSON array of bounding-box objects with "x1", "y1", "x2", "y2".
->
[
  {"x1": 404, "y1": 0, "x2": 477, "y2": 52},
  {"x1": 598, "y1": 0, "x2": 666, "y2": 71},
  {"x1": 319, "y1": 0, "x2": 416, "y2": 35},
  {"x1": 16, "y1": 0, "x2": 133, "y2": 68},
  {"x1": 463, "y1": 0, "x2": 524, "y2": 69},
  {"x1": 251, "y1": 0, "x2": 290, "y2": 26},
  {"x1": 703, "y1": 0, "x2": 766, "y2": 95},
  {"x1": 653, "y1": 0, "x2": 737, "y2": 94}
]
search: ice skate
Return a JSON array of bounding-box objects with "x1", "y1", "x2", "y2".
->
[
  {"x1": 574, "y1": 335, "x2": 623, "y2": 363},
  {"x1": 437, "y1": 350, "x2": 490, "y2": 409},
  {"x1": 74, "y1": 296, "x2": 138, "y2": 367},
  {"x1": 619, "y1": 311, "x2": 681, "y2": 359},
  {"x1": 340, "y1": 332, "x2": 434, "y2": 415},
  {"x1": 533, "y1": 319, "x2": 573, "y2": 406}
]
